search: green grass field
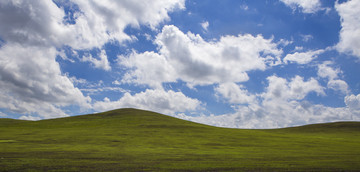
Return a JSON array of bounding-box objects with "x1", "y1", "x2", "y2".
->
[{"x1": 1, "y1": 108, "x2": 359, "y2": 171}]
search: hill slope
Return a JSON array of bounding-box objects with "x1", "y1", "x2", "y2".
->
[{"x1": 1, "y1": 108, "x2": 360, "y2": 171}]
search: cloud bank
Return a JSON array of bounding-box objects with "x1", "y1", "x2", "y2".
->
[
  {"x1": 336, "y1": 0, "x2": 360, "y2": 59},
  {"x1": 0, "y1": 0, "x2": 185, "y2": 118},
  {"x1": 119, "y1": 25, "x2": 282, "y2": 88}
]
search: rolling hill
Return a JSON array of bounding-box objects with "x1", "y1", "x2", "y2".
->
[{"x1": 1, "y1": 108, "x2": 359, "y2": 171}]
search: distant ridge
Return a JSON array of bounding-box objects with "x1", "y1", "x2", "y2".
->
[
  {"x1": 281, "y1": 121, "x2": 360, "y2": 131},
  {"x1": 2, "y1": 108, "x2": 359, "y2": 130}
]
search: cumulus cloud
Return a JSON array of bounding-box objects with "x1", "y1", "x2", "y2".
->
[
  {"x1": 19, "y1": 115, "x2": 41, "y2": 121},
  {"x1": 345, "y1": 94, "x2": 360, "y2": 111},
  {"x1": 0, "y1": 0, "x2": 185, "y2": 49},
  {"x1": 279, "y1": 0, "x2": 322, "y2": 13},
  {"x1": 0, "y1": 0, "x2": 66, "y2": 46},
  {"x1": 317, "y1": 61, "x2": 349, "y2": 94},
  {"x1": 335, "y1": 0, "x2": 360, "y2": 59},
  {"x1": 119, "y1": 51, "x2": 177, "y2": 88},
  {"x1": 317, "y1": 61, "x2": 340, "y2": 80},
  {"x1": 0, "y1": 0, "x2": 184, "y2": 119},
  {"x1": 112, "y1": 80, "x2": 121, "y2": 85},
  {"x1": 0, "y1": 111, "x2": 7, "y2": 117},
  {"x1": 80, "y1": 87, "x2": 128, "y2": 95},
  {"x1": 178, "y1": 103, "x2": 356, "y2": 129},
  {"x1": 215, "y1": 82, "x2": 256, "y2": 104},
  {"x1": 327, "y1": 80, "x2": 349, "y2": 94},
  {"x1": 278, "y1": 38, "x2": 293, "y2": 47},
  {"x1": 93, "y1": 89, "x2": 201, "y2": 115},
  {"x1": 300, "y1": 34, "x2": 313, "y2": 42},
  {"x1": 81, "y1": 49, "x2": 111, "y2": 71},
  {"x1": 66, "y1": 0, "x2": 185, "y2": 49},
  {"x1": 177, "y1": 75, "x2": 348, "y2": 129},
  {"x1": 263, "y1": 75, "x2": 324, "y2": 101},
  {"x1": 201, "y1": 21, "x2": 209, "y2": 31},
  {"x1": 0, "y1": 44, "x2": 91, "y2": 118},
  {"x1": 283, "y1": 49, "x2": 324, "y2": 64},
  {"x1": 119, "y1": 25, "x2": 282, "y2": 88}
]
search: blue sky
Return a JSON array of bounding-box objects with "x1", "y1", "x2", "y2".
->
[{"x1": 0, "y1": 0, "x2": 359, "y2": 128}]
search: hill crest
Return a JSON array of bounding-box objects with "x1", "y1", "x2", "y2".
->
[{"x1": 1, "y1": 108, "x2": 359, "y2": 131}]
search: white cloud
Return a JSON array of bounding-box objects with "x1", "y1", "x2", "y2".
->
[
  {"x1": 279, "y1": 0, "x2": 322, "y2": 13},
  {"x1": 345, "y1": 94, "x2": 360, "y2": 110},
  {"x1": 300, "y1": 34, "x2": 313, "y2": 42},
  {"x1": 119, "y1": 25, "x2": 282, "y2": 88},
  {"x1": 328, "y1": 80, "x2": 349, "y2": 94},
  {"x1": 278, "y1": 38, "x2": 293, "y2": 47},
  {"x1": 294, "y1": 46, "x2": 304, "y2": 51},
  {"x1": 66, "y1": 0, "x2": 185, "y2": 49},
  {"x1": 258, "y1": 76, "x2": 326, "y2": 128},
  {"x1": 181, "y1": 103, "x2": 356, "y2": 129},
  {"x1": 201, "y1": 21, "x2": 209, "y2": 31},
  {"x1": 0, "y1": 44, "x2": 91, "y2": 118},
  {"x1": 335, "y1": 0, "x2": 360, "y2": 59},
  {"x1": 317, "y1": 61, "x2": 340, "y2": 80},
  {"x1": 0, "y1": 90, "x2": 70, "y2": 119},
  {"x1": 81, "y1": 49, "x2": 111, "y2": 71},
  {"x1": 57, "y1": 49, "x2": 76, "y2": 63},
  {"x1": 93, "y1": 89, "x2": 201, "y2": 115},
  {"x1": 317, "y1": 61, "x2": 349, "y2": 94},
  {"x1": 0, "y1": 111, "x2": 6, "y2": 117},
  {"x1": 176, "y1": 75, "x2": 357, "y2": 129},
  {"x1": 0, "y1": 0, "x2": 185, "y2": 49},
  {"x1": 0, "y1": 0, "x2": 184, "y2": 118},
  {"x1": 175, "y1": 112, "x2": 250, "y2": 129},
  {"x1": 112, "y1": 80, "x2": 121, "y2": 85},
  {"x1": 80, "y1": 87, "x2": 128, "y2": 95},
  {"x1": 215, "y1": 82, "x2": 256, "y2": 104},
  {"x1": 19, "y1": 115, "x2": 41, "y2": 121},
  {"x1": 263, "y1": 75, "x2": 324, "y2": 101},
  {"x1": 143, "y1": 33, "x2": 152, "y2": 41},
  {"x1": 119, "y1": 51, "x2": 177, "y2": 88},
  {"x1": 69, "y1": 76, "x2": 88, "y2": 86},
  {"x1": 283, "y1": 49, "x2": 324, "y2": 64},
  {"x1": 240, "y1": 4, "x2": 249, "y2": 11},
  {"x1": 0, "y1": 0, "x2": 66, "y2": 47}
]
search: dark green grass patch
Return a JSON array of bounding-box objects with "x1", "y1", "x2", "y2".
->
[{"x1": 1, "y1": 108, "x2": 359, "y2": 171}]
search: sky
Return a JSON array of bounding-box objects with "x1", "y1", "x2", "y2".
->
[{"x1": 0, "y1": 0, "x2": 360, "y2": 129}]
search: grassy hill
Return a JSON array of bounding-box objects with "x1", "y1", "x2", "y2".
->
[{"x1": 1, "y1": 108, "x2": 359, "y2": 171}]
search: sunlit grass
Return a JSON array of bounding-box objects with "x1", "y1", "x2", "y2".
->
[{"x1": 1, "y1": 108, "x2": 359, "y2": 171}]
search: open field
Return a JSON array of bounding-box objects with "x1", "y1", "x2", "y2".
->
[{"x1": 1, "y1": 108, "x2": 360, "y2": 171}]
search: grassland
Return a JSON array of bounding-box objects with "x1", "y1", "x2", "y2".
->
[{"x1": 1, "y1": 108, "x2": 359, "y2": 171}]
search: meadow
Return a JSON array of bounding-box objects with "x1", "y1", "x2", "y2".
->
[{"x1": 1, "y1": 108, "x2": 359, "y2": 171}]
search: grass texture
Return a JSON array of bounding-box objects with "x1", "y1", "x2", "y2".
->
[{"x1": 1, "y1": 108, "x2": 359, "y2": 171}]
